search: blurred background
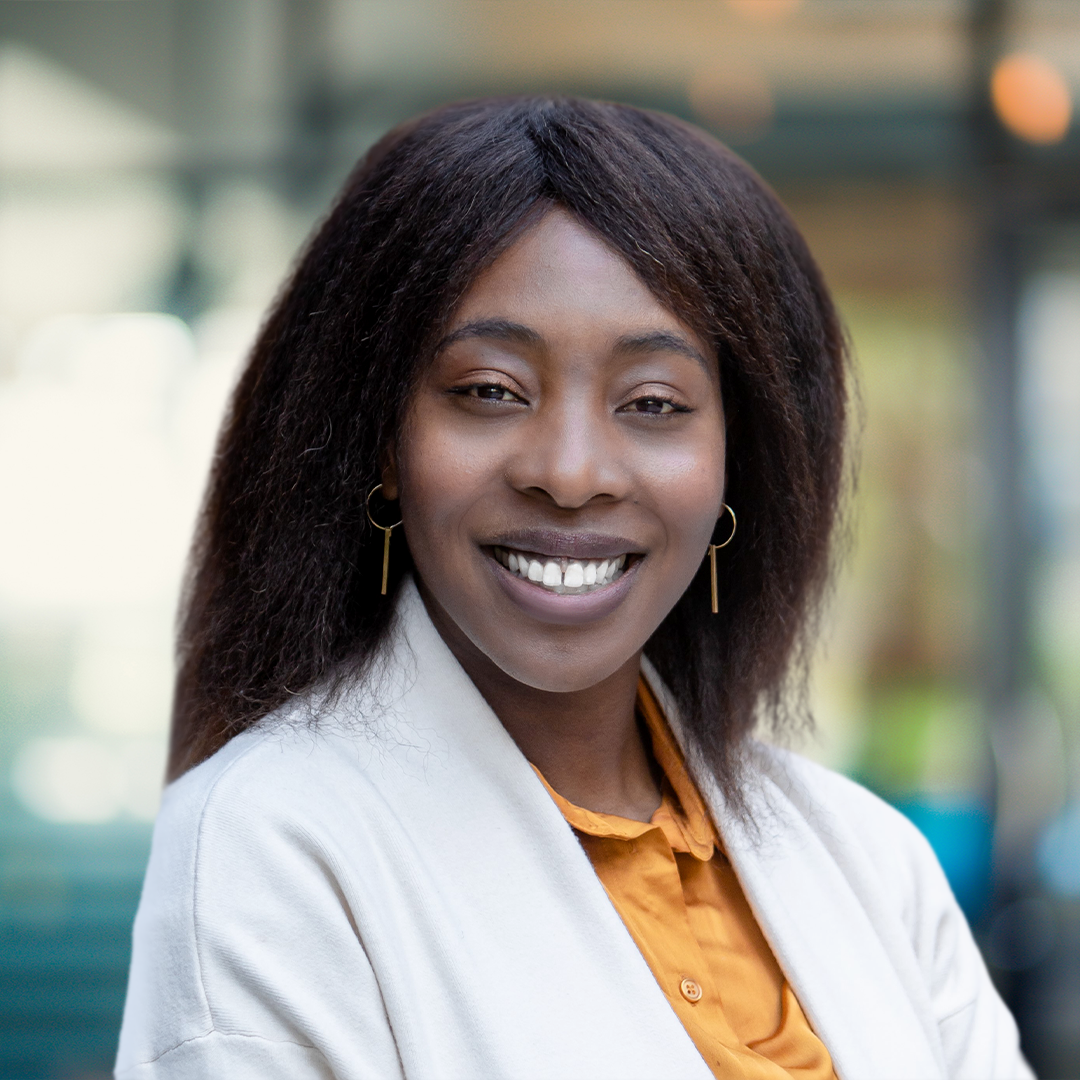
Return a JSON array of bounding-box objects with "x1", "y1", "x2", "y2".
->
[{"x1": 0, "y1": 0, "x2": 1077, "y2": 1076}]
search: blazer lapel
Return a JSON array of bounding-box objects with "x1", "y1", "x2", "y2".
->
[
  {"x1": 364, "y1": 583, "x2": 717, "y2": 1080},
  {"x1": 640, "y1": 659, "x2": 947, "y2": 1080}
]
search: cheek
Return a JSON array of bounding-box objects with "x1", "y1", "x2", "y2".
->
[
  {"x1": 647, "y1": 434, "x2": 727, "y2": 555},
  {"x1": 395, "y1": 406, "x2": 496, "y2": 558}
]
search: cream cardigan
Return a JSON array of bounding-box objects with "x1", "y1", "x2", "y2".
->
[{"x1": 116, "y1": 579, "x2": 1031, "y2": 1079}]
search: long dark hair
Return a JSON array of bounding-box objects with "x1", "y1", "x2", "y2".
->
[{"x1": 169, "y1": 96, "x2": 849, "y2": 792}]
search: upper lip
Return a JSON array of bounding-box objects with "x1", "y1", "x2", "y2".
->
[{"x1": 486, "y1": 529, "x2": 644, "y2": 561}]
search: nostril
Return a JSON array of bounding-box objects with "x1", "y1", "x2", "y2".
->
[{"x1": 507, "y1": 434, "x2": 625, "y2": 508}]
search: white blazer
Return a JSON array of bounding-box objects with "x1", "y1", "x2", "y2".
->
[{"x1": 116, "y1": 578, "x2": 1031, "y2": 1080}]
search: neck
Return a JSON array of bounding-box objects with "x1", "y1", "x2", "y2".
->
[{"x1": 419, "y1": 586, "x2": 662, "y2": 822}]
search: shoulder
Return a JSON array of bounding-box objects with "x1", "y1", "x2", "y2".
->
[
  {"x1": 143, "y1": 693, "x2": 396, "y2": 934},
  {"x1": 751, "y1": 743, "x2": 936, "y2": 857},
  {"x1": 748, "y1": 738, "x2": 902, "y2": 824},
  {"x1": 159, "y1": 672, "x2": 409, "y2": 841},
  {"x1": 745, "y1": 742, "x2": 956, "y2": 925},
  {"x1": 740, "y1": 744, "x2": 1031, "y2": 1079},
  {"x1": 146, "y1": 713, "x2": 338, "y2": 886},
  {"x1": 118, "y1": 703, "x2": 403, "y2": 1074}
]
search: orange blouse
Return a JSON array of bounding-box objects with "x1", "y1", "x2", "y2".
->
[{"x1": 534, "y1": 679, "x2": 836, "y2": 1080}]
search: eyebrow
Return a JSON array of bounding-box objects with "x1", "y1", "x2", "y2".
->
[
  {"x1": 435, "y1": 319, "x2": 542, "y2": 353},
  {"x1": 435, "y1": 320, "x2": 709, "y2": 370},
  {"x1": 612, "y1": 330, "x2": 710, "y2": 370}
]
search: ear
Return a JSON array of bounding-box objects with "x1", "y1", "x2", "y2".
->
[{"x1": 379, "y1": 442, "x2": 399, "y2": 501}]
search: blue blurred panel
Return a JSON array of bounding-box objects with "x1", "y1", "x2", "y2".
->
[
  {"x1": 0, "y1": 816, "x2": 149, "y2": 1080},
  {"x1": 893, "y1": 797, "x2": 995, "y2": 923},
  {"x1": 1038, "y1": 800, "x2": 1080, "y2": 898}
]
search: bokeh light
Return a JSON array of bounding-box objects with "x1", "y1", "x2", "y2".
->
[
  {"x1": 725, "y1": 0, "x2": 801, "y2": 24},
  {"x1": 991, "y1": 52, "x2": 1073, "y2": 145}
]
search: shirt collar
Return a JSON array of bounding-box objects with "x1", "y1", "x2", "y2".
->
[{"x1": 532, "y1": 676, "x2": 720, "y2": 861}]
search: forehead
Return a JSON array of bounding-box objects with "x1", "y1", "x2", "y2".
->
[{"x1": 448, "y1": 209, "x2": 709, "y2": 354}]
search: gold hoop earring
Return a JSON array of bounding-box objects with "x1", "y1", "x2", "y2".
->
[
  {"x1": 708, "y1": 503, "x2": 737, "y2": 615},
  {"x1": 366, "y1": 484, "x2": 403, "y2": 595}
]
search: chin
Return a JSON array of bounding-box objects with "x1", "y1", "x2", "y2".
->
[{"x1": 479, "y1": 640, "x2": 639, "y2": 694}]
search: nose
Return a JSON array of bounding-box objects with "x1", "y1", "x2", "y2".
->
[{"x1": 508, "y1": 395, "x2": 628, "y2": 509}]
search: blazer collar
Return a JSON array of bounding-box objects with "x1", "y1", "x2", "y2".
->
[{"x1": 640, "y1": 658, "x2": 947, "y2": 1080}]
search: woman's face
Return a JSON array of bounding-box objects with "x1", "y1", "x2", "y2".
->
[{"x1": 386, "y1": 209, "x2": 726, "y2": 693}]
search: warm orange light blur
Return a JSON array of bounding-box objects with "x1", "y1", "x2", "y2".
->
[
  {"x1": 991, "y1": 53, "x2": 1072, "y2": 145},
  {"x1": 725, "y1": 0, "x2": 801, "y2": 22}
]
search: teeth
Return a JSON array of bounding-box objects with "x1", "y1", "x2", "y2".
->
[{"x1": 493, "y1": 547, "x2": 629, "y2": 594}]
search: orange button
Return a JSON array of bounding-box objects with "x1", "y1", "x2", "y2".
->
[{"x1": 679, "y1": 977, "x2": 703, "y2": 1003}]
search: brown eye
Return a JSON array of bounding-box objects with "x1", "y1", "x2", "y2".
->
[
  {"x1": 629, "y1": 396, "x2": 677, "y2": 414},
  {"x1": 467, "y1": 384, "x2": 518, "y2": 401}
]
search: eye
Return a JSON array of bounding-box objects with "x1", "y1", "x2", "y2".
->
[
  {"x1": 457, "y1": 383, "x2": 522, "y2": 402},
  {"x1": 623, "y1": 396, "x2": 687, "y2": 415}
]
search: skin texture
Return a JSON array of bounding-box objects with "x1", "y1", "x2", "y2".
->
[{"x1": 384, "y1": 210, "x2": 726, "y2": 821}]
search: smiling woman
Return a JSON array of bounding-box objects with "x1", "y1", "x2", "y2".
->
[
  {"x1": 389, "y1": 210, "x2": 728, "y2": 819},
  {"x1": 117, "y1": 98, "x2": 1030, "y2": 1079}
]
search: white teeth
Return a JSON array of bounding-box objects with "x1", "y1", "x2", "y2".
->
[{"x1": 493, "y1": 546, "x2": 631, "y2": 594}]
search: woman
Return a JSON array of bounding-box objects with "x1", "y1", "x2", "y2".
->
[{"x1": 117, "y1": 97, "x2": 1029, "y2": 1079}]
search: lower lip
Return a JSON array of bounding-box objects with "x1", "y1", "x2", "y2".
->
[{"x1": 486, "y1": 552, "x2": 641, "y2": 625}]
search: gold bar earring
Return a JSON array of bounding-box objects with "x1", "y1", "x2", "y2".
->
[
  {"x1": 380, "y1": 527, "x2": 393, "y2": 595},
  {"x1": 365, "y1": 484, "x2": 403, "y2": 596},
  {"x1": 708, "y1": 503, "x2": 737, "y2": 615},
  {"x1": 709, "y1": 544, "x2": 719, "y2": 615}
]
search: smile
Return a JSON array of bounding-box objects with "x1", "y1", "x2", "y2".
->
[{"x1": 492, "y1": 546, "x2": 628, "y2": 594}]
